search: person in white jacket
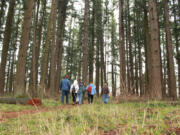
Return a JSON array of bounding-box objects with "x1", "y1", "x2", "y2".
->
[{"x1": 70, "y1": 80, "x2": 79, "y2": 104}]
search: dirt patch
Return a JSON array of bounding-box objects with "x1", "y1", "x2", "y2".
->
[{"x1": 0, "y1": 104, "x2": 80, "y2": 121}]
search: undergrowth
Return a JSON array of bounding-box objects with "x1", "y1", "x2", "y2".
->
[{"x1": 0, "y1": 98, "x2": 179, "y2": 135}]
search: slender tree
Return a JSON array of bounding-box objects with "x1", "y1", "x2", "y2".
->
[
  {"x1": 0, "y1": 0, "x2": 6, "y2": 29},
  {"x1": 29, "y1": 0, "x2": 40, "y2": 97},
  {"x1": 89, "y1": 0, "x2": 95, "y2": 83},
  {"x1": 49, "y1": 0, "x2": 57, "y2": 96},
  {"x1": 55, "y1": 0, "x2": 69, "y2": 91},
  {"x1": 119, "y1": 0, "x2": 126, "y2": 94},
  {"x1": 40, "y1": 0, "x2": 56, "y2": 97},
  {"x1": 164, "y1": 0, "x2": 177, "y2": 99},
  {"x1": 173, "y1": 0, "x2": 180, "y2": 97},
  {"x1": 0, "y1": 0, "x2": 16, "y2": 94},
  {"x1": 82, "y1": 0, "x2": 89, "y2": 84}
]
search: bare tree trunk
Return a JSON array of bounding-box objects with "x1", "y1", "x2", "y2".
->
[
  {"x1": 143, "y1": 5, "x2": 151, "y2": 96},
  {"x1": 173, "y1": 0, "x2": 180, "y2": 97},
  {"x1": 9, "y1": 49, "x2": 15, "y2": 93},
  {"x1": 40, "y1": 0, "x2": 56, "y2": 98},
  {"x1": 29, "y1": 0, "x2": 40, "y2": 97},
  {"x1": 148, "y1": 0, "x2": 163, "y2": 99},
  {"x1": 0, "y1": 0, "x2": 15, "y2": 94},
  {"x1": 89, "y1": 0, "x2": 95, "y2": 83},
  {"x1": 119, "y1": 0, "x2": 126, "y2": 94},
  {"x1": 55, "y1": 0, "x2": 69, "y2": 92},
  {"x1": 164, "y1": 0, "x2": 177, "y2": 99},
  {"x1": 14, "y1": 0, "x2": 34, "y2": 97},
  {"x1": 161, "y1": 31, "x2": 167, "y2": 97},
  {"x1": 112, "y1": 63, "x2": 116, "y2": 97},
  {"x1": 127, "y1": 0, "x2": 134, "y2": 94},
  {"x1": 0, "y1": 0, "x2": 6, "y2": 29},
  {"x1": 82, "y1": 0, "x2": 89, "y2": 84},
  {"x1": 49, "y1": 0, "x2": 57, "y2": 96}
]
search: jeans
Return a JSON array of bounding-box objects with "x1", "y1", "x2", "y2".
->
[
  {"x1": 103, "y1": 94, "x2": 109, "y2": 104},
  {"x1": 61, "y1": 90, "x2": 69, "y2": 104},
  {"x1": 77, "y1": 92, "x2": 83, "y2": 104}
]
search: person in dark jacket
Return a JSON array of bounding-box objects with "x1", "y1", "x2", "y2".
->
[
  {"x1": 59, "y1": 75, "x2": 71, "y2": 104},
  {"x1": 77, "y1": 81, "x2": 86, "y2": 104},
  {"x1": 102, "y1": 82, "x2": 110, "y2": 104}
]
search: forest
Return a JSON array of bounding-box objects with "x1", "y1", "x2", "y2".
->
[{"x1": 0, "y1": 0, "x2": 179, "y2": 134}]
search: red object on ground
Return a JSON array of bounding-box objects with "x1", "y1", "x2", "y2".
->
[{"x1": 26, "y1": 98, "x2": 42, "y2": 106}]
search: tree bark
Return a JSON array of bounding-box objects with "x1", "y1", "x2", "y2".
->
[
  {"x1": 40, "y1": 0, "x2": 56, "y2": 98},
  {"x1": 29, "y1": 0, "x2": 40, "y2": 97},
  {"x1": 143, "y1": 3, "x2": 151, "y2": 96},
  {"x1": 14, "y1": 0, "x2": 34, "y2": 97},
  {"x1": 0, "y1": 0, "x2": 15, "y2": 94},
  {"x1": 173, "y1": 0, "x2": 180, "y2": 97},
  {"x1": 148, "y1": 0, "x2": 163, "y2": 100},
  {"x1": 49, "y1": 0, "x2": 57, "y2": 96},
  {"x1": 82, "y1": 0, "x2": 89, "y2": 84},
  {"x1": 89, "y1": 0, "x2": 95, "y2": 83},
  {"x1": 55, "y1": 0, "x2": 69, "y2": 92},
  {"x1": 119, "y1": 0, "x2": 126, "y2": 94},
  {"x1": 0, "y1": 0, "x2": 6, "y2": 29},
  {"x1": 164, "y1": 0, "x2": 177, "y2": 99}
]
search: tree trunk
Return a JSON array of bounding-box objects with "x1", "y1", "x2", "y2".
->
[
  {"x1": 112, "y1": 63, "x2": 116, "y2": 97},
  {"x1": 0, "y1": 0, "x2": 15, "y2": 94},
  {"x1": 162, "y1": 32, "x2": 167, "y2": 97},
  {"x1": 55, "y1": 0, "x2": 69, "y2": 92},
  {"x1": 29, "y1": 0, "x2": 40, "y2": 97},
  {"x1": 148, "y1": 0, "x2": 163, "y2": 100},
  {"x1": 82, "y1": 0, "x2": 89, "y2": 84},
  {"x1": 164, "y1": 0, "x2": 177, "y2": 99},
  {"x1": 0, "y1": 0, "x2": 6, "y2": 29},
  {"x1": 143, "y1": 5, "x2": 151, "y2": 96},
  {"x1": 89, "y1": 0, "x2": 95, "y2": 83},
  {"x1": 49, "y1": 0, "x2": 57, "y2": 96},
  {"x1": 9, "y1": 49, "x2": 15, "y2": 93},
  {"x1": 119, "y1": 0, "x2": 126, "y2": 94},
  {"x1": 40, "y1": 0, "x2": 56, "y2": 98},
  {"x1": 173, "y1": 0, "x2": 180, "y2": 97},
  {"x1": 14, "y1": 0, "x2": 34, "y2": 97}
]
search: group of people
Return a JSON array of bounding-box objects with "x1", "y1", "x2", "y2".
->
[{"x1": 59, "y1": 75, "x2": 110, "y2": 104}]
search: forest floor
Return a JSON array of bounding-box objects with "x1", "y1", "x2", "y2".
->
[{"x1": 0, "y1": 97, "x2": 180, "y2": 135}]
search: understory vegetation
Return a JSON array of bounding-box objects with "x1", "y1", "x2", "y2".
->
[{"x1": 0, "y1": 99, "x2": 179, "y2": 135}]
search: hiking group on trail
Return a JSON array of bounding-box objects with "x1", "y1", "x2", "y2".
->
[{"x1": 59, "y1": 75, "x2": 110, "y2": 105}]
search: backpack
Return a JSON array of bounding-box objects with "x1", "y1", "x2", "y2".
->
[
  {"x1": 79, "y1": 85, "x2": 84, "y2": 93},
  {"x1": 87, "y1": 86, "x2": 92, "y2": 94}
]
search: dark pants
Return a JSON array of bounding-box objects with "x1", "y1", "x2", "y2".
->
[
  {"x1": 82, "y1": 91, "x2": 85, "y2": 104},
  {"x1": 61, "y1": 90, "x2": 69, "y2": 104},
  {"x1": 72, "y1": 92, "x2": 77, "y2": 103},
  {"x1": 88, "y1": 93, "x2": 94, "y2": 104}
]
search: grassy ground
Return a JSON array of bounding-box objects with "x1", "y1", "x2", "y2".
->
[{"x1": 0, "y1": 98, "x2": 179, "y2": 135}]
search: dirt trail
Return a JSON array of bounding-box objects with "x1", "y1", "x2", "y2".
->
[{"x1": 0, "y1": 104, "x2": 78, "y2": 121}]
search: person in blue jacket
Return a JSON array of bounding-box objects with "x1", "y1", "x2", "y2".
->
[
  {"x1": 86, "y1": 81, "x2": 96, "y2": 104},
  {"x1": 59, "y1": 75, "x2": 71, "y2": 104}
]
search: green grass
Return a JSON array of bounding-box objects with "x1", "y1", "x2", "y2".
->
[
  {"x1": 0, "y1": 98, "x2": 179, "y2": 135},
  {"x1": 0, "y1": 99, "x2": 62, "y2": 112}
]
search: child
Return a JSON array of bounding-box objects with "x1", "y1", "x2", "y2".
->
[
  {"x1": 86, "y1": 81, "x2": 96, "y2": 104},
  {"x1": 102, "y1": 83, "x2": 110, "y2": 104}
]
